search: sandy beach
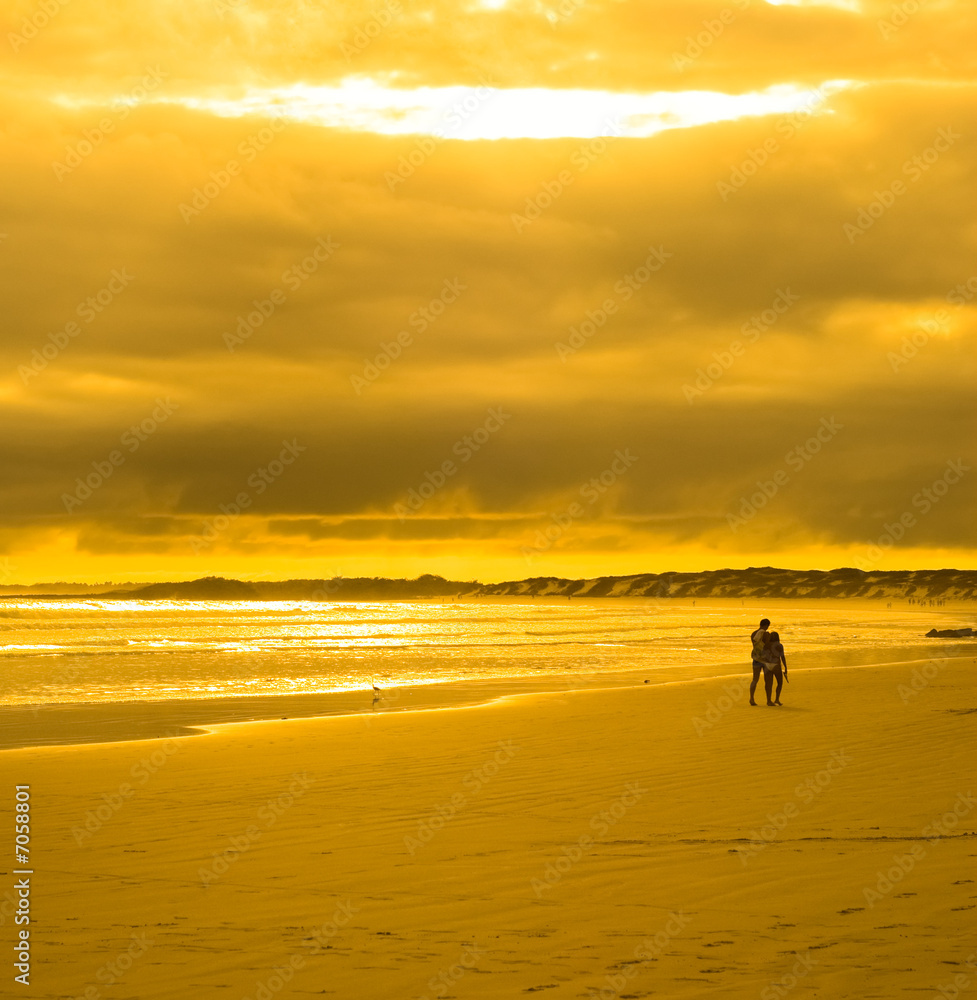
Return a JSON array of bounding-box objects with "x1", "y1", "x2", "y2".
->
[{"x1": 3, "y1": 656, "x2": 975, "y2": 999}]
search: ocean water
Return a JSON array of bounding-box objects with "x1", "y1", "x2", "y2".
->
[
  {"x1": 0, "y1": 598, "x2": 971, "y2": 705},
  {"x1": 0, "y1": 597, "x2": 968, "y2": 706}
]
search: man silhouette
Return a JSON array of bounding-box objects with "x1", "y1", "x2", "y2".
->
[{"x1": 749, "y1": 618, "x2": 770, "y2": 706}]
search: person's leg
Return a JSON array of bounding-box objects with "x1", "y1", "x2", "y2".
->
[
  {"x1": 774, "y1": 666, "x2": 784, "y2": 704},
  {"x1": 750, "y1": 663, "x2": 761, "y2": 705},
  {"x1": 764, "y1": 668, "x2": 774, "y2": 704}
]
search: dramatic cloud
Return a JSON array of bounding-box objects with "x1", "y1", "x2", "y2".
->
[{"x1": 1, "y1": 0, "x2": 974, "y2": 582}]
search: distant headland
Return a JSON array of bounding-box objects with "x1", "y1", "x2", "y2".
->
[{"x1": 2, "y1": 568, "x2": 976, "y2": 601}]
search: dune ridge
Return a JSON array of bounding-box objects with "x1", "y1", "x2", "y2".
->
[{"x1": 4, "y1": 567, "x2": 977, "y2": 601}]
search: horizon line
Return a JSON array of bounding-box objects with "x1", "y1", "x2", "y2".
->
[{"x1": 1, "y1": 566, "x2": 974, "y2": 591}]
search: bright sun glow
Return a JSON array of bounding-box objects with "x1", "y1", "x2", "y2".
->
[
  {"x1": 114, "y1": 78, "x2": 857, "y2": 140},
  {"x1": 764, "y1": 0, "x2": 861, "y2": 10}
]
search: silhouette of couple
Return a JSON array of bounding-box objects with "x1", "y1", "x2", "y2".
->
[{"x1": 749, "y1": 618, "x2": 787, "y2": 707}]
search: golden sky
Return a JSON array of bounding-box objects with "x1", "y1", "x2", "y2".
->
[{"x1": 1, "y1": 0, "x2": 975, "y2": 583}]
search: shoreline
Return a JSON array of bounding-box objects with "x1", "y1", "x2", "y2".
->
[{"x1": 4, "y1": 653, "x2": 972, "y2": 752}]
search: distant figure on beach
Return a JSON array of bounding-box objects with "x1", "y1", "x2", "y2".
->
[
  {"x1": 762, "y1": 631, "x2": 787, "y2": 706},
  {"x1": 749, "y1": 618, "x2": 770, "y2": 706}
]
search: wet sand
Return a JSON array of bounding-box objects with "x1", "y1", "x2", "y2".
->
[{"x1": 2, "y1": 656, "x2": 975, "y2": 998}]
